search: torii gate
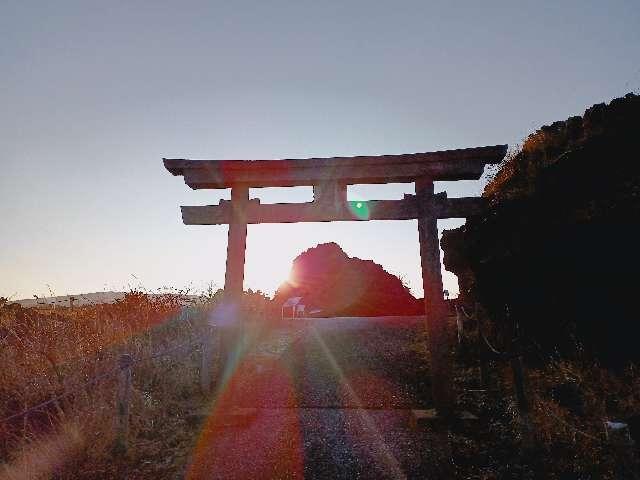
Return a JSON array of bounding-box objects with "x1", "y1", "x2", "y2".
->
[{"x1": 164, "y1": 144, "x2": 507, "y2": 419}]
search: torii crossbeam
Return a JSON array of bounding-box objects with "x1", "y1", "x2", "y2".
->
[{"x1": 164, "y1": 144, "x2": 507, "y2": 418}]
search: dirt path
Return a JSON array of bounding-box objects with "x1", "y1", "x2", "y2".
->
[{"x1": 185, "y1": 316, "x2": 435, "y2": 479}]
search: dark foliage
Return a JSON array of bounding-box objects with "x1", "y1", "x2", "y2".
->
[{"x1": 442, "y1": 93, "x2": 640, "y2": 366}]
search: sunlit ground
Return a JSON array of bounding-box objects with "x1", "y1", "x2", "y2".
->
[{"x1": 182, "y1": 310, "x2": 427, "y2": 479}]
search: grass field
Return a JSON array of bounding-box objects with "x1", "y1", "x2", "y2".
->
[{"x1": 2, "y1": 292, "x2": 640, "y2": 478}]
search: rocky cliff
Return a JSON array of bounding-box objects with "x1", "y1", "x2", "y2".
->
[
  {"x1": 273, "y1": 243, "x2": 423, "y2": 317},
  {"x1": 442, "y1": 93, "x2": 640, "y2": 365}
]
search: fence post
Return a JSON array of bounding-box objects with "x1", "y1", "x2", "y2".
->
[
  {"x1": 200, "y1": 326, "x2": 215, "y2": 394},
  {"x1": 455, "y1": 304, "x2": 463, "y2": 344},
  {"x1": 115, "y1": 354, "x2": 132, "y2": 454},
  {"x1": 505, "y1": 311, "x2": 534, "y2": 451},
  {"x1": 473, "y1": 302, "x2": 491, "y2": 388}
]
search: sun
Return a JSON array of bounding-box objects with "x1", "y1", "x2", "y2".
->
[{"x1": 287, "y1": 267, "x2": 300, "y2": 288}]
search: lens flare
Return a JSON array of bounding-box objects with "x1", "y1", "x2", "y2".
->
[
  {"x1": 186, "y1": 340, "x2": 304, "y2": 479},
  {"x1": 310, "y1": 326, "x2": 403, "y2": 478},
  {"x1": 348, "y1": 200, "x2": 370, "y2": 220}
]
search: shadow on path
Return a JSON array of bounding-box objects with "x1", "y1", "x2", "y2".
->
[{"x1": 186, "y1": 317, "x2": 435, "y2": 479}]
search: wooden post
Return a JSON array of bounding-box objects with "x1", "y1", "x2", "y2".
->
[
  {"x1": 416, "y1": 179, "x2": 454, "y2": 420},
  {"x1": 476, "y1": 303, "x2": 490, "y2": 388},
  {"x1": 505, "y1": 313, "x2": 534, "y2": 449},
  {"x1": 220, "y1": 185, "x2": 249, "y2": 374},
  {"x1": 416, "y1": 179, "x2": 454, "y2": 473},
  {"x1": 455, "y1": 304, "x2": 462, "y2": 344},
  {"x1": 511, "y1": 354, "x2": 534, "y2": 447},
  {"x1": 224, "y1": 185, "x2": 249, "y2": 300},
  {"x1": 200, "y1": 326, "x2": 215, "y2": 394},
  {"x1": 115, "y1": 354, "x2": 132, "y2": 453}
]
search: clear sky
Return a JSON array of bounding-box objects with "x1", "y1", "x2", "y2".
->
[{"x1": 2, "y1": 1, "x2": 639, "y2": 301}]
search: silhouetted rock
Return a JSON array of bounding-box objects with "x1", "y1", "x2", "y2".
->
[
  {"x1": 274, "y1": 243, "x2": 423, "y2": 317},
  {"x1": 442, "y1": 93, "x2": 640, "y2": 366}
]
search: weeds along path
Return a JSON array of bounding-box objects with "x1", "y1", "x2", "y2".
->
[{"x1": 1, "y1": 296, "x2": 212, "y2": 480}]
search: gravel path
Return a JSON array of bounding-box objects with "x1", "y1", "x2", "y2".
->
[{"x1": 186, "y1": 316, "x2": 436, "y2": 479}]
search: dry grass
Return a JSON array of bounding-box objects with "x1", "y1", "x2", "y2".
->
[
  {"x1": 4, "y1": 290, "x2": 638, "y2": 478},
  {"x1": 448, "y1": 327, "x2": 640, "y2": 478},
  {"x1": 0, "y1": 291, "x2": 215, "y2": 479}
]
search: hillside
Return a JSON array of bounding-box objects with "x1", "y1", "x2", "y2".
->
[
  {"x1": 13, "y1": 291, "x2": 202, "y2": 308},
  {"x1": 273, "y1": 243, "x2": 423, "y2": 317},
  {"x1": 13, "y1": 291, "x2": 126, "y2": 308},
  {"x1": 441, "y1": 93, "x2": 640, "y2": 365}
]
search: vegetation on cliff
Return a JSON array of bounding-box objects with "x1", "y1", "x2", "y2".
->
[
  {"x1": 443, "y1": 93, "x2": 640, "y2": 365},
  {"x1": 432, "y1": 94, "x2": 640, "y2": 478}
]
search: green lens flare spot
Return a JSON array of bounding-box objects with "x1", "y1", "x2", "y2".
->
[{"x1": 348, "y1": 201, "x2": 370, "y2": 220}]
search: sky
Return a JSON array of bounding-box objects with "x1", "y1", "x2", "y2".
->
[{"x1": 1, "y1": 1, "x2": 639, "y2": 301}]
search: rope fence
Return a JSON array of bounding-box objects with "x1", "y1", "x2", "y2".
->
[
  {"x1": 1, "y1": 324, "x2": 218, "y2": 452},
  {"x1": 456, "y1": 303, "x2": 614, "y2": 446},
  {"x1": 0, "y1": 366, "x2": 123, "y2": 424},
  {"x1": 5, "y1": 305, "x2": 624, "y2": 454}
]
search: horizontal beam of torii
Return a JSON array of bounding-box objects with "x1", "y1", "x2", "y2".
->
[
  {"x1": 163, "y1": 144, "x2": 507, "y2": 188},
  {"x1": 180, "y1": 193, "x2": 486, "y2": 225},
  {"x1": 163, "y1": 144, "x2": 507, "y2": 422}
]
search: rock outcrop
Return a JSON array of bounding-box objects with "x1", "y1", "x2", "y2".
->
[
  {"x1": 274, "y1": 243, "x2": 423, "y2": 317},
  {"x1": 442, "y1": 93, "x2": 640, "y2": 365}
]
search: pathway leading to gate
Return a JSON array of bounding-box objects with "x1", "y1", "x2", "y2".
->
[{"x1": 186, "y1": 316, "x2": 438, "y2": 479}]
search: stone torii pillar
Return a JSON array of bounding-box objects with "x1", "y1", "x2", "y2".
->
[
  {"x1": 219, "y1": 184, "x2": 249, "y2": 374},
  {"x1": 224, "y1": 185, "x2": 249, "y2": 301},
  {"x1": 416, "y1": 178, "x2": 453, "y2": 420}
]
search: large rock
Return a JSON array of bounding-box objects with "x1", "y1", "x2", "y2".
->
[
  {"x1": 442, "y1": 93, "x2": 640, "y2": 366},
  {"x1": 273, "y1": 243, "x2": 423, "y2": 317}
]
